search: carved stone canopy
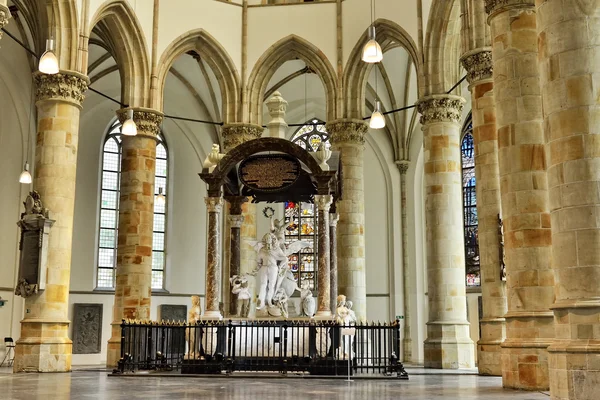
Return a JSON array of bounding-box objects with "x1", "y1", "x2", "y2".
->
[
  {"x1": 116, "y1": 107, "x2": 164, "y2": 139},
  {"x1": 416, "y1": 95, "x2": 465, "y2": 125},
  {"x1": 221, "y1": 123, "x2": 264, "y2": 153},
  {"x1": 460, "y1": 49, "x2": 493, "y2": 85},
  {"x1": 34, "y1": 71, "x2": 90, "y2": 108}
]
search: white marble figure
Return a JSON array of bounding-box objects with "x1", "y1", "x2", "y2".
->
[
  {"x1": 230, "y1": 275, "x2": 251, "y2": 318},
  {"x1": 185, "y1": 295, "x2": 201, "y2": 358},
  {"x1": 202, "y1": 144, "x2": 225, "y2": 172},
  {"x1": 346, "y1": 300, "x2": 358, "y2": 324},
  {"x1": 270, "y1": 215, "x2": 293, "y2": 252},
  {"x1": 300, "y1": 280, "x2": 316, "y2": 318},
  {"x1": 272, "y1": 288, "x2": 289, "y2": 318},
  {"x1": 335, "y1": 294, "x2": 355, "y2": 360},
  {"x1": 248, "y1": 232, "x2": 310, "y2": 316}
]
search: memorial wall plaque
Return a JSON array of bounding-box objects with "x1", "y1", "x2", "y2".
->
[
  {"x1": 73, "y1": 303, "x2": 103, "y2": 354},
  {"x1": 239, "y1": 154, "x2": 301, "y2": 192},
  {"x1": 159, "y1": 304, "x2": 187, "y2": 322}
]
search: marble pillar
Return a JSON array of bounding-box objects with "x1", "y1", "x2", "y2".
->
[
  {"x1": 536, "y1": 2, "x2": 600, "y2": 399},
  {"x1": 107, "y1": 108, "x2": 163, "y2": 367},
  {"x1": 0, "y1": 1, "x2": 10, "y2": 39},
  {"x1": 460, "y1": 49, "x2": 507, "y2": 376},
  {"x1": 329, "y1": 213, "x2": 339, "y2": 315},
  {"x1": 204, "y1": 196, "x2": 223, "y2": 319},
  {"x1": 486, "y1": 0, "x2": 554, "y2": 390},
  {"x1": 228, "y1": 214, "x2": 244, "y2": 316},
  {"x1": 14, "y1": 71, "x2": 88, "y2": 373},
  {"x1": 325, "y1": 119, "x2": 369, "y2": 321},
  {"x1": 397, "y1": 161, "x2": 413, "y2": 363},
  {"x1": 417, "y1": 94, "x2": 475, "y2": 369},
  {"x1": 315, "y1": 195, "x2": 332, "y2": 317}
]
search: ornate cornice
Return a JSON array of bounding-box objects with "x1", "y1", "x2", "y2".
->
[
  {"x1": 205, "y1": 196, "x2": 223, "y2": 213},
  {"x1": 325, "y1": 119, "x2": 368, "y2": 145},
  {"x1": 34, "y1": 71, "x2": 89, "y2": 107},
  {"x1": 416, "y1": 95, "x2": 465, "y2": 125},
  {"x1": 221, "y1": 123, "x2": 264, "y2": 152},
  {"x1": 485, "y1": 0, "x2": 535, "y2": 17},
  {"x1": 0, "y1": 4, "x2": 10, "y2": 39},
  {"x1": 117, "y1": 107, "x2": 164, "y2": 138},
  {"x1": 314, "y1": 195, "x2": 333, "y2": 212},
  {"x1": 460, "y1": 49, "x2": 493, "y2": 84}
]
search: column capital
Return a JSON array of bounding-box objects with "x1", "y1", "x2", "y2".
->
[
  {"x1": 329, "y1": 213, "x2": 339, "y2": 227},
  {"x1": 485, "y1": 0, "x2": 534, "y2": 17},
  {"x1": 417, "y1": 95, "x2": 465, "y2": 125},
  {"x1": 221, "y1": 123, "x2": 263, "y2": 152},
  {"x1": 228, "y1": 214, "x2": 244, "y2": 228},
  {"x1": 117, "y1": 107, "x2": 164, "y2": 139},
  {"x1": 205, "y1": 196, "x2": 223, "y2": 213},
  {"x1": 34, "y1": 71, "x2": 89, "y2": 108},
  {"x1": 460, "y1": 48, "x2": 493, "y2": 85},
  {"x1": 395, "y1": 160, "x2": 410, "y2": 175},
  {"x1": 314, "y1": 194, "x2": 333, "y2": 211},
  {"x1": 0, "y1": 4, "x2": 10, "y2": 39},
  {"x1": 325, "y1": 118, "x2": 369, "y2": 145}
]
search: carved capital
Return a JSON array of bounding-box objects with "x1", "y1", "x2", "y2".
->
[
  {"x1": 329, "y1": 213, "x2": 339, "y2": 228},
  {"x1": 117, "y1": 107, "x2": 164, "y2": 138},
  {"x1": 396, "y1": 161, "x2": 409, "y2": 175},
  {"x1": 228, "y1": 214, "x2": 244, "y2": 228},
  {"x1": 0, "y1": 4, "x2": 10, "y2": 39},
  {"x1": 325, "y1": 119, "x2": 369, "y2": 145},
  {"x1": 221, "y1": 123, "x2": 264, "y2": 152},
  {"x1": 484, "y1": 0, "x2": 535, "y2": 16},
  {"x1": 460, "y1": 49, "x2": 493, "y2": 84},
  {"x1": 34, "y1": 71, "x2": 89, "y2": 108},
  {"x1": 205, "y1": 196, "x2": 223, "y2": 213},
  {"x1": 314, "y1": 194, "x2": 333, "y2": 211},
  {"x1": 417, "y1": 95, "x2": 465, "y2": 125}
]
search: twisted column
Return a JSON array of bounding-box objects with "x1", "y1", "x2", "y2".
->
[
  {"x1": 204, "y1": 196, "x2": 224, "y2": 319},
  {"x1": 536, "y1": 2, "x2": 600, "y2": 399},
  {"x1": 14, "y1": 71, "x2": 88, "y2": 372},
  {"x1": 486, "y1": 0, "x2": 554, "y2": 389},
  {"x1": 315, "y1": 195, "x2": 332, "y2": 317},
  {"x1": 106, "y1": 108, "x2": 163, "y2": 367},
  {"x1": 325, "y1": 119, "x2": 368, "y2": 321},
  {"x1": 417, "y1": 94, "x2": 475, "y2": 369},
  {"x1": 460, "y1": 49, "x2": 507, "y2": 376},
  {"x1": 329, "y1": 213, "x2": 339, "y2": 315}
]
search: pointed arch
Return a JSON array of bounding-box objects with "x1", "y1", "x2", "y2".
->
[
  {"x1": 344, "y1": 19, "x2": 422, "y2": 120},
  {"x1": 247, "y1": 35, "x2": 338, "y2": 126},
  {"x1": 87, "y1": 0, "x2": 151, "y2": 107},
  {"x1": 155, "y1": 29, "x2": 240, "y2": 123}
]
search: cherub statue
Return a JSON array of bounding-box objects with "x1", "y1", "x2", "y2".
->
[
  {"x1": 300, "y1": 280, "x2": 316, "y2": 318},
  {"x1": 202, "y1": 144, "x2": 225, "y2": 172},
  {"x1": 270, "y1": 216, "x2": 293, "y2": 252},
  {"x1": 230, "y1": 275, "x2": 251, "y2": 318}
]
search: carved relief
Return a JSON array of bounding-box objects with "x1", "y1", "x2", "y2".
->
[
  {"x1": 222, "y1": 123, "x2": 263, "y2": 152},
  {"x1": 73, "y1": 304, "x2": 103, "y2": 354},
  {"x1": 325, "y1": 119, "x2": 368, "y2": 145},
  {"x1": 417, "y1": 95, "x2": 465, "y2": 125},
  {"x1": 116, "y1": 108, "x2": 164, "y2": 138},
  {"x1": 34, "y1": 71, "x2": 89, "y2": 106},
  {"x1": 484, "y1": 0, "x2": 534, "y2": 15},
  {"x1": 460, "y1": 50, "x2": 493, "y2": 84}
]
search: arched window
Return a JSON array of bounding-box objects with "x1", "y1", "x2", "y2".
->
[
  {"x1": 283, "y1": 119, "x2": 330, "y2": 290},
  {"x1": 461, "y1": 113, "x2": 480, "y2": 288},
  {"x1": 97, "y1": 120, "x2": 169, "y2": 290}
]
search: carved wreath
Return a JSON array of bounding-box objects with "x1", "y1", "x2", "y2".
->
[{"x1": 262, "y1": 206, "x2": 275, "y2": 218}]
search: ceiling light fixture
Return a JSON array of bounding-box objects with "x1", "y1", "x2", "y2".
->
[
  {"x1": 39, "y1": 6, "x2": 59, "y2": 74},
  {"x1": 121, "y1": 109, "x2": 137, "y2": 136},
  {"x1": 19, "y1": 162, "x2": 32, "y2": 184},
  {"x1": 362, "y1": 0, "x2": 382, "y2": 63},
  {"x1": 370, "y1": 66, "x2": 386, "y2": 129}
]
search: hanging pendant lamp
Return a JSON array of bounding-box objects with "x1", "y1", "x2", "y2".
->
[
  {"x1": 121, "y1": 109, "x2": 138, "y2": 136},
  {"x1": 362, "y1": 0, "x2": 382, "y2": 63},
  {"x1": 19, "y1": 162, "x2": 32, "y2": 184},
  {"x1": 39, "y1": 39, "x2": 59, "y2": 74},
  {"x1": 370, "y1": 101, "x2": 385, "y2": 129}
]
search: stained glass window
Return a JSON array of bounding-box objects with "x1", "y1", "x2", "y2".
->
[
  {"x1": 461, "y1": 113, "x2": 480, "y2": 287},
  {"x1": 96, "y1": 120, "x2": 168, "y2": 290},
  {"x1": 284, "y1": 119, "x2": 330, "y2": 290}
]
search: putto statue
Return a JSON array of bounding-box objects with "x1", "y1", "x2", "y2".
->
[
  {"x1": 230, "y1": 275, "x2": 251, "y2": 318},
  {"x1": 300, "y1": 280, "x2": 316, "y2": 318}
]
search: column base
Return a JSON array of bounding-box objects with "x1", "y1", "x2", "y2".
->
[
  {"x1": 402, "y1": 337, "x2": 413, "y2": 363},
  {"x1": 424, "y1": 322, "x2": 475, "y2": 369},
  {"x1": 202, "y1": 311, "x2": 223, "y2": 320},
  {"x1": 315, "y1": 310, "x2": 332, "y2": 319},
  {"x1": 501, "y1": 338, "x2": 550, "y2": 390},
  {"x1": 477, "y1": 317, "x2": 506, "y2": 376},
  {"x1": 548, "y1": 341, "x2": 600, "y2": 400},
  {"x1": 14, "y1": 320, "x2": 72, "y2": 372}
]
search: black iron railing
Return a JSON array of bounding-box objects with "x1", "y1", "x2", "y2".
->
[{"x1": 115, "y1": 319, "x2": 408, "y2": 379}]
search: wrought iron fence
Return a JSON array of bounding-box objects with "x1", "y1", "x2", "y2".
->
[{"x1": 115, "y1": 319, "x2": 408, "y2": 379}]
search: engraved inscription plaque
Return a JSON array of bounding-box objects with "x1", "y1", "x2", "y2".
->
[
  {"x1": 73, "y1": 303, "x2": 103, "y2": 354},
  {"x1": 19, "y1": 230, "x2": 40, "y2": 286},
  {"x1": 239, "y1": 155, "x2": 301, "y2": 192},
  {"x1": 159, "y1": 304, "x2": 187, "y2": 322}
]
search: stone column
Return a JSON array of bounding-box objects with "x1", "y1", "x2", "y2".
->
[
  {"x1": 537, "y1": 2, "x2": 600, "y2": 399},
  {"x1": 397, "y1": 160, "x2": 413, "y2": 363},
  {"x1": 0, "y1": 1, "x2": 10, "y2": 39},
  {"x1": 228, "y1": 212, "x2": 244, "y2": 316},
  {"x1": 106, "y1": 108, "x2": 163, "y2": 367},
  {"x1": 329, "y1": 212, "x2": 339, "y2": 315},
  {"x1": 315, "y1": 195, "x2": 332, "y2": 317},
  {"x1": 486, "y1": 0, "x2": 554, "y2": 390},
  {"x1": 204, "y1": 196, "x2": 223, "y2": 319},
  {"x1": 460, "y1": 49, "x2": 507, "y2": 376},
  {"x1": 325, "y1": 119, "x2": 368, "y2": 321},
  {"x1": 417, "y1": 95, "x2": 475, "y2": 369},
  {"x1": 14, "y1": 71, "x2": 88, "y2": 373}
]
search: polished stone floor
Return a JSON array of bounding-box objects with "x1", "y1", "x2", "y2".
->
[{"x1": 0, "y1": 367, "x2": 550, "y2": 399}]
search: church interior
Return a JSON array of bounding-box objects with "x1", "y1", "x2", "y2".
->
[{"x1": 0, "y1": 0, "x2": 598, "y2": 399}]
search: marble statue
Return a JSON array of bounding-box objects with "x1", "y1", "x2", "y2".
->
[
  {"x1": 185, "y1": 295, "x2": 201, "y2": 358},
  {"x1": 346, "y1": 300, "x2": 358, "y2": 324},
  {"x1": 272, "y1": 288, "x2": 289, "y2": 318},
  {"x1": 300, "y1": 280, "x2": 316, "y2": 318},
  {"x1": 230, "y1": 275, "x2": 251, "y2": 318},
  {"x1": 335, "y1": 294, "x2": 355, "y2": 360},
  {"x1": 270, "y1": 215, "x2": 293, "y2": 252},
  {"x1": 202, "y1": 144, "x2": 225, "y2": 172},
  {"x1": 248, "y1": 231, "x2": 310, "y2": 317}
]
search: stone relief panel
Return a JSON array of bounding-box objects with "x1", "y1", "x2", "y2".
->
[{"x1": 72, "y1": 304, "x2": 103, "y2": 354}]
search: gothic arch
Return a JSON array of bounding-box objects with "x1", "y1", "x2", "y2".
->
[
  {"x1": 247, "y1": 35, "x2": 338, "y2": 126},
  {"x1": 155, "y1": 29, "x2": 240, "y2": 123},
  {"x1": 87, "y1": 0, "x2": 151, "y2": 107},
  {"x1": 344, "y1": 19, "x2": 422, "y2": 119},
  {"x1": 423, "y1": 0, "x2": 462, "y2": 95}
]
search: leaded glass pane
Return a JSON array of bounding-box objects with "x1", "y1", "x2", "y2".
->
[
  {"x1": 152, "y1": 251, "x2": 164, "y2": 270},
  {"x1": 98, "y1": 248, "x2": 114, "y2": 268},
  {"x1": 102, "y1": 171, "x2": 119, "y2": 190},
  {"x1": 100, "y1": 209, "x2": 117, "y2": 229},
  {"x1": 153, "y1": 213, "x2": 165, "y2": 233},
  {"x1": 101, "y1": 190, "x2": 118, "y2": 210},
  {"x1": 97, "y1": 268, "x2": 114, "y2": 288},
  {"x1": 151, "y1": 270, "x2": 164, "y2": 289},
  {"x1": 155, "y1": 158, "x2": 167, "y2": 178},
  {"x1": 461, "y1": 116, "x2": 480, "y2": 288},
  {"x1": 99, "y1": 229, "x2": 116, "y2": 248}
]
